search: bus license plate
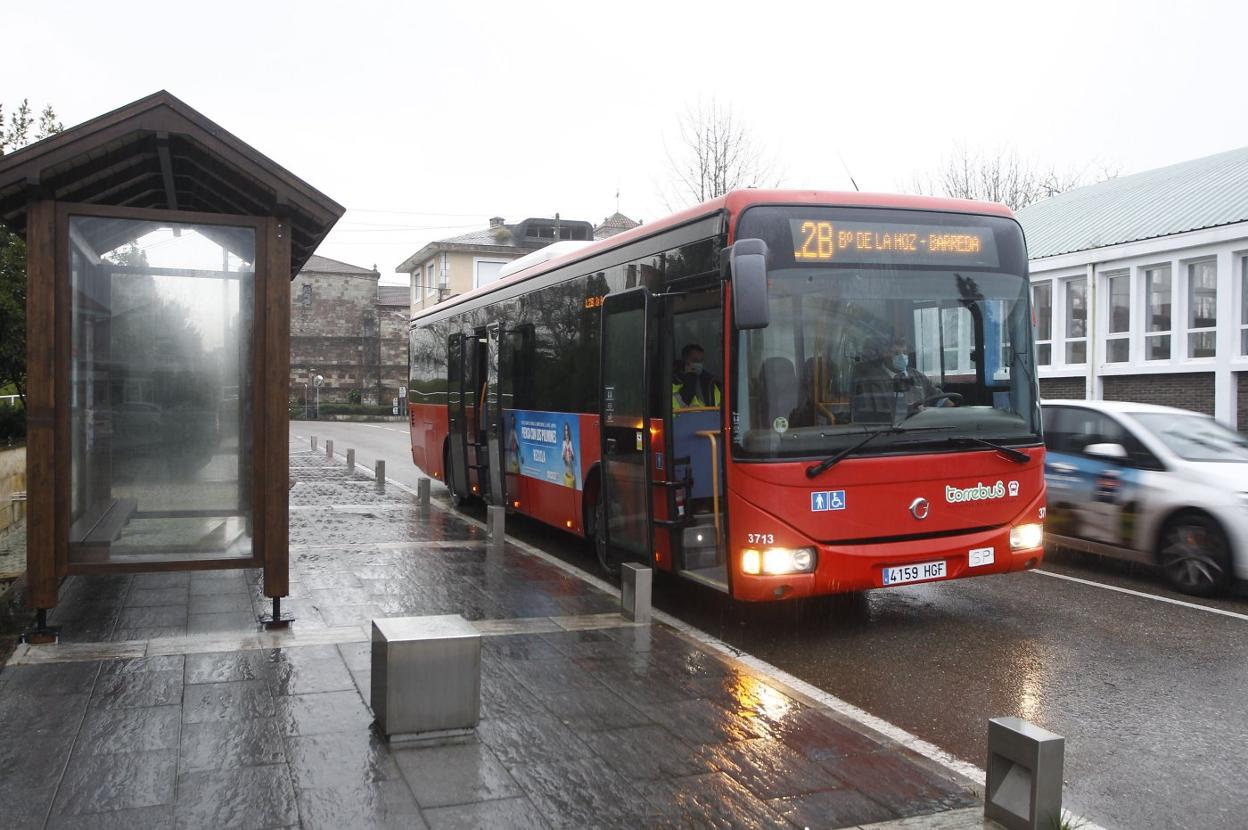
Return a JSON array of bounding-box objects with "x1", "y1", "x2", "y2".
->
[{"x1": 882, "y1": 560, "x2": 947, "y2": 586}]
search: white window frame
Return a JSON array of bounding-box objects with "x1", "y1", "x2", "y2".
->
[
  {"x1": 1062, "y1": 275, "x2": 1088, "y2": 366},
  {"x1": 1101, "y1": 269, "x2": 1131, "y2": 364},
  {"x1": 1141, "y1": 262, "x2": 1173, "y2": 362},
  {"x1": 1184, "y1": 257, "x2": 1218, "y2": 360},
  {"x1": 425, "y1": 261, "x2": 437, "y2": 298},
  {"x1": 1240, "y1": 254, "x2": 1248, "y2": 357},
  {"x1": 473, "y1": 257, "x2": 508, "y2": 289},
  {"x1": 1032, "y1": 280, "x2": 1053, "y2": 366}
]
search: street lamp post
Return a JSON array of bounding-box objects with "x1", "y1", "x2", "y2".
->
[{"x1": 314, "y1": 374, "x2": 324, "y2": 420}]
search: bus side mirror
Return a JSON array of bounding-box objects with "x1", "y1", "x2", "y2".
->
[{"x1": 729, "y1": 238, "x2": 769, "y2": 330}]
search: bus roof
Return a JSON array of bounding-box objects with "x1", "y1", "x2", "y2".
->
[{"x1": 409, "y1": 189, "x2": 1016, "y2": 323}]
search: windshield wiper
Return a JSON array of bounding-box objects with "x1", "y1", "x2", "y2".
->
[
  {"x1": 805, "y1": 425, "x2": 955, "y2": 479},
  {"x1": 947, "y1": 436, "x2": 1031, "y2": 464}
]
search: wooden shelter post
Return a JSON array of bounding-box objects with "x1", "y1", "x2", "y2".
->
[
  {"x1": 24, "y1": 198, "x2": 61, "y2": 627},
  {"x1": 262, "y1": 216, "x2": 291, "y2": 623}
]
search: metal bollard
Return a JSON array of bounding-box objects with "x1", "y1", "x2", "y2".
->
[
  {"x1": 371, "y1": 615, "x2": 480, "y2": 742},
  {"x1": 346, "y1": 449, "x2": 355, "y2": 469},
  {"x1": 325, "y1": 439, "x2": 333, "y2": 459},
  {"x1": 375, "y1": 460, "x2": 385, "y2": 493},
  {"x1": 417, "y1": 477, "x2": 431, "y2": 505},
  {"x1": 620, "y1": 563, "x2": 652, "y2": 624},
  {"x1": 985, "y1": 717, "x2": 1065, "y2": 830},
  {"x1": 486, "y1": 505, "x2": 505, "y2": 549},
  {"x1": 311, "y1": 435, "x2": 318, "y2": 451}
]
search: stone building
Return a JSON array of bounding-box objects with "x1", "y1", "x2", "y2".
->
[
  {"x1": 290, "y1": 254, "x2": 410, "y2": 410},
  {"x1": 1018, "y1": 146, "x2": 1248, "y2": 431},
  {"x1": 398, "y1": 216, "x2": 594, "y2": 313},
  {"x1": 594, "y1": 211, "x2": 641, "y2": 239}
]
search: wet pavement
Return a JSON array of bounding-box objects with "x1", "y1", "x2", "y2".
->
[
  {"x1": 294, "y1": 421, "x2": 1248, "y2": 830},
  {"x1": 0, "y1": 443, "x2": 993, "y2": 830}
]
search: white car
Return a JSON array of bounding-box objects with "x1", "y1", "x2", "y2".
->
[{"x1": 1041, "y1": 400, "x2": 1248, "y2": 596}]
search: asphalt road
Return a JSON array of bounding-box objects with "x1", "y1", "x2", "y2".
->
[{"x1": 292, "y1": 420, "x2": 1248, "y2": 830}]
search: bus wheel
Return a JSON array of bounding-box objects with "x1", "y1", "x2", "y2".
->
[{"x1": 593, "y1": 495, "x2": 619, "y2": 577}]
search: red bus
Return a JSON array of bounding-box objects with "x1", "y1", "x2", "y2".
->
[{"x1": 407, "y1": 190, "x2": 1045, "y2": 601}]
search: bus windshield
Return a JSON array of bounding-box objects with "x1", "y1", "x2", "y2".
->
[{"x1": 731, "y1": 207, "x2": 1039, "y2": 461}]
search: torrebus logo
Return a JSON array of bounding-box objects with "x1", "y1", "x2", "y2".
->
[{"x1": 945, "y1": 481, "x2": 1008, "y2": 503}]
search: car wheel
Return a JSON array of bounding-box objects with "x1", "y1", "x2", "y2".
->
[
  {"x1": 593, "y1": 494, "x2": 619, "y2": 577},
  {"x1": 1158, "y1": 512, "x2": 1230, "y2": 597}
]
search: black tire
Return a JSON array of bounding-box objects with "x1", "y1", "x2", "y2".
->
[
  {"x1": 1158, "y1": 512, "x2": 1231, "y2": 597},
  {"x1": 592, "y1": 494, "x2": 619, "y2": 577}
]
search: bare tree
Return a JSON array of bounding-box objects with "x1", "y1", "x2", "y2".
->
[
  {"x1": 912, "y1": 142, "x2": 1117, "y2": 211},
  {"x1": 661, "y1": 98, "x2": 779, "y2": 210}
]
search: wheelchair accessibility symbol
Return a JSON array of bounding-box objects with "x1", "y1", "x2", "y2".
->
[{"x1": 811, "y1": 490, "x2": 846, "y2": 512}]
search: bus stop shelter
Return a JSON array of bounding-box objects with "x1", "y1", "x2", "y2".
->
[{"x1": 0, "y1": 91, "x2": 344, "y2": 637}]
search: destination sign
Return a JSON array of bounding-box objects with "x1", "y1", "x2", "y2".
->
[{"x1": 789, "y1": 219, "x2": 999, "y2": 267}]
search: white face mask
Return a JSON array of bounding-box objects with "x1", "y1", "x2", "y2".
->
[
  {"x1": 890, "y1": 354, "x2": 909, "y2": 373},
  {"x1": 689, "y1": 362, "x2": 704, "y2": 374}
]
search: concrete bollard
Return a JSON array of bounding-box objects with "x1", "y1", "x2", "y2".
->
[
  {"x1": 311, "y1": 435, "x2": 318, "y2": 451},
  {"x1": 486, "y1": 505, "x2": 505, "y2": 550},
  {"x1": 325, "y1": 439, "x2": 333, "y2": 459},
  {"x1": 371, "y1": 615, "x2": 480, "y2": 742},
  {"x1": 985, "y1": 716, "x2": 1065, "y2": 830},
  {"x1": 417, "y1": 477, "x2": 431, "y2": 505},
  {"x1": 621, "y1": 563, "x2": 652, "y2": 624},
  {"x1": 375, "y1": 460, "x2": 386, "y2": 493},
  {"x1": 346, "y1": 449, "x2": 355, "y2": 469}
]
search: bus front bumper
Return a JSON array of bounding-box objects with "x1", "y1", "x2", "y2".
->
[{"x1": 731, "y1": 524, "x2": 1045, "y2": 602}]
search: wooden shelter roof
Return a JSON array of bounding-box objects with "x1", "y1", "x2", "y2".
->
[{"x1": 0, "y1": 90, "x2": 344, "y2": 276}]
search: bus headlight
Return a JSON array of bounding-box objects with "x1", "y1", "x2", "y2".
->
[
  {"x1": 1010, "y1": 523, "x2": 1044, "y2": 550},
  {"x1": 742, "y1": 547, "x2": 816, "y2": 575}
]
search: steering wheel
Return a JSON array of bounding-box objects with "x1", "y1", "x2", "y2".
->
[{"x1": 908, "y1": 392, "x2": 963, "y2": 414}]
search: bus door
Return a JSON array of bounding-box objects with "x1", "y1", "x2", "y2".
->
[
  {"x1": 446, "y1": 332, "x2": 470, "y2": 501},
  {"x1": 484, "y1": 323, "x2": 504, "y2": 506},
  {"x1": 599, "y1": 288, "x2": 653, "y2": 566},
  {"x1": 665, "y1": 288, "x2": 728, "y2": 592},
  {"x1": 465, "y1": 329, "x2": 489, "y2": 498}
]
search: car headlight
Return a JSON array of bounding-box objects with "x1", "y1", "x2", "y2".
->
[
  {"x1": 1010, "y1": 523, "x2": 1044, "y2": 550},
  {"x1": 741, "y1": 547, "x2": 816, "y2": 575}
]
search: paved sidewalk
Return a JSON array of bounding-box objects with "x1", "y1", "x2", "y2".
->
[{"x1": 0, "y1": 445, "x2": 999, "y2": 829}]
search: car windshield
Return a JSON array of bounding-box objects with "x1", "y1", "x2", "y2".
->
[{"x1": 1131, "y1": 413, "x2": 1248, "y2": 462}]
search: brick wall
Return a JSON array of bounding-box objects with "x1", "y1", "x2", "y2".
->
[
  {"x1": 1102, "y1": 372, "x2": 1215, "y2": 416},
  {"x1": 1039, "y1": 377, "x2": 1085, "y2": 400},
  {"x1": 290, "y1": 268, "x2": 407, "y2": 406},
  {"x1": 0, "y1": 446, "x2": 26, "y2": 532},
  {"x1": 378, "y1": 306, "x2": 410, "y2": 407},
  {"x1": 1238, "y1": 373, "x2": 1247, "y2": 433}
]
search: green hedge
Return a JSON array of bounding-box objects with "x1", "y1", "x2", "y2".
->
[{"x1": 292, "y1": 403, "x2": 397, "y2": 419}]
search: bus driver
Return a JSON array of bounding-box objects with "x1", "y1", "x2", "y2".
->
[{"x1": 852, "y1": 337, "x2": 948, "y2": 423}]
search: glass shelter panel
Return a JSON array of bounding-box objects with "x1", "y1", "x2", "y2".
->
[{"x1": 68, "y1": 216, "x2": 256, "y2": 564}]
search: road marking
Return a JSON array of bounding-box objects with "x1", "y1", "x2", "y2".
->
[{"x1": 1032, "y1": 569, "x2": 1248, "y2": 622}]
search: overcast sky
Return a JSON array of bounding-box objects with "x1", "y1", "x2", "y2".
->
[{"x1": 7, "y1": 0, "x2": 1245, "y2": 284}]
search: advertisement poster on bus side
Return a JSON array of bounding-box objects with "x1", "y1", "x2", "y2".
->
[{"x1": 505, "y1": 409, "x2": 582, "y2": 491}]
